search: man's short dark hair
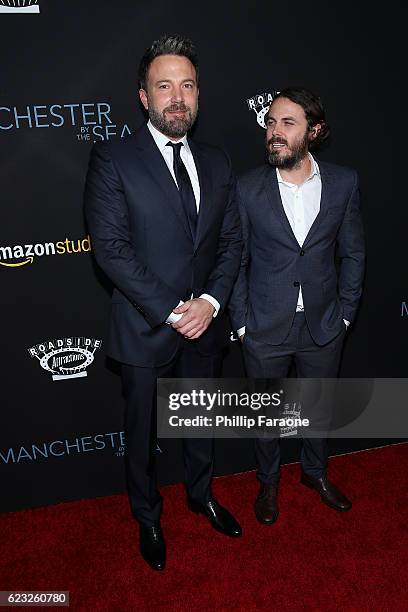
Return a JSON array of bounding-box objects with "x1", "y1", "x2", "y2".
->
[
  {"x1": 138, "y1": 34, "x2": 199, "y2": 90},
  {"x1": 273, "y1": 87, "x2": 330, "y2": 150}
]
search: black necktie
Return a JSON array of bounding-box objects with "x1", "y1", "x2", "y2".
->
[{"x1": 166, "y1": 141, "x2": 197, "y2": 239}]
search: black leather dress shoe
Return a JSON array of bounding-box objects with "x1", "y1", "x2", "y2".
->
[
  {"x1": 300, "y1": 471, "x2": 352, "y2": 512},
  {"x1": 254, "y1": 483, "x2": 279, "y2": 524},
  {"x1": 188, "y1": 498, "x2": 242, "y2": 537},
  {"x1": 139, "y1": 524, "x2": 166, "y2": 571}
]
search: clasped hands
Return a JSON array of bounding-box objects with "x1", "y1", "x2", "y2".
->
[{"x1": 171, "y1": 298, "x2": 215, "y2": 339}]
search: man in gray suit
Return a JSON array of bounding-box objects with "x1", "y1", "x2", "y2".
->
[{"x1": 229, "y1": 87, "x2": 365, "y2": 524}]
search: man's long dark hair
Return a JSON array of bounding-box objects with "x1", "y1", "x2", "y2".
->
[
  {"x1": 138, "y1": 34, "x2": 199, "y2": 90},
  {"x1": 273, "y1": 87, "x2": 330, "y2": 150}
]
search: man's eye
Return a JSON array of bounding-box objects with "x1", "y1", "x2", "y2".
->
[
  {"x1": 184, "y1": 83, "x2": 193, "y2": 89},
  {"x1": 158, "y1": 84, "x2": 169, "y2": 89}
]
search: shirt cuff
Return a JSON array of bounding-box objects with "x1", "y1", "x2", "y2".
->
[
  {"x1": 199, "y1": 294, "x2": 220, "y2": 318},
  {"x1": 237, "y1": 326, "x2": 246, "y2": 338},
  {"x1": 166, "y1": 300, "x2": 184, "y2": 324}
]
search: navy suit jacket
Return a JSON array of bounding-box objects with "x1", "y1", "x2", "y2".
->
[
  {"x1": 229, "y1": 160, "x2": 365, "y2": 346},
  {"x1": 84, "y1": 125, "x2": 242, "y2": 366}
]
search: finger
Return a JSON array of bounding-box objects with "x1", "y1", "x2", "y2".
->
[
  {"x1": 189, "y1": 328, "x2": 205, "y2": 339},
  {"x1": 177, "y1": 320, "x2": 200, "y2": 335},
  {"x1": 175, "y1": 314, "x2": 212, "y2": 333},
  {"x1": 184, "y1": 326, "x2": 203, "y2": 339},
  {"x1": 187, "y1": 318, "x2": 212, "y2": 338},
  {"x1": 173, "y1": 300, "x2": 191, "y2": 314},
  {"x1": 171, "y1": 313, "x2": 195, "y2": 329}
]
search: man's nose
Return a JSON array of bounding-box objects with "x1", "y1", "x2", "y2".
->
[
  {"x1": 171, "y1": 85, "x2": 183, "y2": 102},
  {"x1": 270, "y1": 123, "x2": 283, "y2": 137}
]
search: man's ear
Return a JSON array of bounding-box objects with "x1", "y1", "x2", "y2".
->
[
  {"x1": 139, "y1": 88, "x2": 148, "y2": 110},
  {"x1": 310, "y1": 123, "x2": 322, "y2": 141}
]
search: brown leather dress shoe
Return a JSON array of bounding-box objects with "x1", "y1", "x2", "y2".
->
[
  {"x1": 254, "y1": 484, "x2": 279, "y2": 524},
  {"x1": 300, "y1": 471, "x2": 352, "y2": 512}
]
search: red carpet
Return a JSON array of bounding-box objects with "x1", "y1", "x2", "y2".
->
[{"x1": 1, "y1": 444, "x2": 407, "y2": 611}]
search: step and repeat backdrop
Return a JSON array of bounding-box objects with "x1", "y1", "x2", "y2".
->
[{"x1": 1, "y1": 0, "x2": 404, "y2": 512}]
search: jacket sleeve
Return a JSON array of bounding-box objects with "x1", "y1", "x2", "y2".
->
[
  {"x1": 84, "y1": 142, "x2": 180, "y2": 328},
  {"x1": 336, "y1": 170, "x2": 366, "y2": 323},
  {"x1": 228, "y1": 181, "x2": 249, "y2": 330},
  {"x1": 201, "y1": 152, "x2": 243, "y2": 311}
]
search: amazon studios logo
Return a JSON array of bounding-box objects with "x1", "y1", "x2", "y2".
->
[
  {"x1": 247, "y1": 91, "x2": 279, "y2": 129},
  {"x1": 0, "y1": 235, "x2": 91, "y2": 269},
  {"x1": 28, "y1": 336, "x2": 102, "y2": 381},
  {"x1": 0, "y1": 1, "x2": 40, "y2": 13},
  {"x1": 0, "y1": 101, "x2": 131, "y2": 142}
]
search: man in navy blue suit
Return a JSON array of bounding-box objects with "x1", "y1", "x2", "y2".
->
[
  {"x1": 85, "y1": 35, "x2": 242, "y2": 571},
  {"x1": 229, "y1": 88, "x2": 365, "y2": 525}
]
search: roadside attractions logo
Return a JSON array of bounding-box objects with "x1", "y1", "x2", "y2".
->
[
  {"x1": 280, "y1": 403, "x2": 302, "y2": 437},
  {"x1": 247, "y1": 91, "x2": 279, "y2": 129},
  {"x1": 0, "y1": 101, "x2": 131, "y2": 141},
  {"x1": 0, "y1": 0, "x2": 40, "y2": 13},
  {"x1": 28, "y1": 337, "x2": 102, "y2": 381},
  {"x1": 0, "y1": 235, "x2": 91, "y2": 268}
]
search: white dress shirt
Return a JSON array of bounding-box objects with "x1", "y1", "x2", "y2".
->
[
  {"x1": 277, "y1": 153, "x2": 321, "y2": 312},
  {"x1": 237, "y1": 153, "x2": 348, "y2": 337},
  {"x1": 147, "y1": 120, "x2": 200, "y2": 209},
  {"x1": 146, "y1": 121, "x2": 220, "y2": 323}
]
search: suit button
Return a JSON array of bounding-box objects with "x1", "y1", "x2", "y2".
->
[
  {"x1": 293, "y1": 281, "x2": 300, "y2": 287},
  {"x1": 300, "y1": 250, "x2": 305, "y2": 256}
]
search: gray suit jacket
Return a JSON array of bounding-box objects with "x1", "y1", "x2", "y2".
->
[{"x1": 229, "y1": 160, "x2": 365, "y2": 346}]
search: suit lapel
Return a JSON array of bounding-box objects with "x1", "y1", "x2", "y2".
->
[
  {"x1": 264, "y1": 167, "x2": 298, "y2": 244},
  {"x1": 264, "y1": 161, "x2": 336, "y2": 248},
  {"x1": 302, "y1": 162, "x2": 334, "y2": 248},
  {"x1": 188, "y1": 139, "x2": 212, "y2": 249},
  {"x1": 133, "y1": 125, "x2": 192, "y2": 241}
]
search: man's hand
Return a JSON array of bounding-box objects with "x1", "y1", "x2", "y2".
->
[
  {"x1": 171, "y1": 298, "x2": 215, "y2": 339},
  {"x1": 240, "y1": 334, "x2": 245, "y2": 343}
]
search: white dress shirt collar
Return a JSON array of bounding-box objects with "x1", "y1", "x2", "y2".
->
[
  {"x1": 147, "y1": 119, "x2": 190, "y2": 153},
  {"x1": 276, "y1": 153, "x2": 320, "y2": 187}
]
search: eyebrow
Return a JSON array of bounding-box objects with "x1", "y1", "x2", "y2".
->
[
  {"x1": 155, "y1": 78, "x2": 196, "y2": 85},
  {"x1": 267, "y1": 115, "x2": 297, "y2": 121}
]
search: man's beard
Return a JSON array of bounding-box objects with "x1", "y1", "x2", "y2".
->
[
  {"x1": 148, "y1": 101, "x2": 198, "y2": 138},
  {"x1": 266, "y1": 131, "x2": 309, "y2": 169}
]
